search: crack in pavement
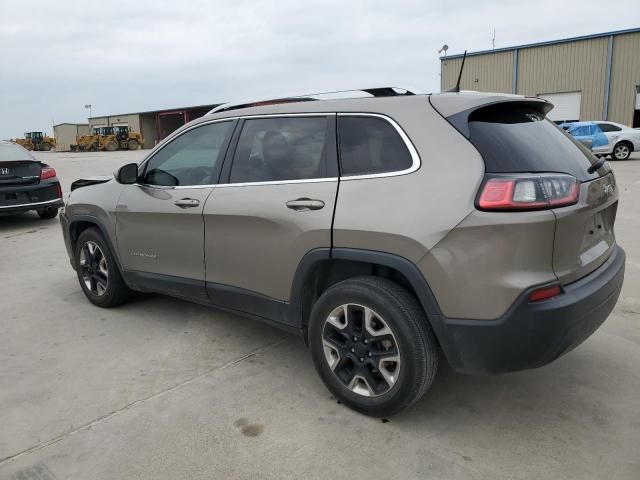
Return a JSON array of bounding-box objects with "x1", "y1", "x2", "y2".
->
[{"x1": 0, "y1": 338, "x2": 285, "y2": 466}]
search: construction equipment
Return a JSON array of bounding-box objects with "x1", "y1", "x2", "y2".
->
[
  {"x1": 70, "y1": 127, "x2": 102, "y2": 152},
  {"x1": 70, "y1": 126, "x2": 143, "y2": 152},
  {"x1": 113, "y1": 125, "x2": 143, "y2": 150},
  {"x1": 15, "y1": 132, "x2": 57, "y2": 151}
]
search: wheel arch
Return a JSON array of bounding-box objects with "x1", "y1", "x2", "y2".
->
[
  {"x1": 616, "y1": 139, "x2": 634, "y2": 150},
  {"x1": 68, "y1": 215, "x2": 126, "y2": 279},
  {"x1": 290, "y1": 248, "x2": 444, "y2": 344}
]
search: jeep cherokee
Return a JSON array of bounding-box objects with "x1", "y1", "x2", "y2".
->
[{"x1": 60, "y1": 89, "x2": 625, "y2": 417}]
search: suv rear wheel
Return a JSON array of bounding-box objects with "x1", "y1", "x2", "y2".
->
[
  {"x1": 308, "y1": 277, "x2": 438, "y2": 417},
  {"x1": 74, "y1": 228, "x2": 131, "y2": 307}
]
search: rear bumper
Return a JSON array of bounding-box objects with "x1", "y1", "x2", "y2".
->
[
  {"x1": 435, "y1": 245, "x2": 625, "y2": 374},
  {"x1": 0, "y1": 181, "x2": 63, "y2": 214}
]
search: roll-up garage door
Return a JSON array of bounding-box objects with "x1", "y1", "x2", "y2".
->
[{"x1": 538, "y1": 92, "x2": 581, "y2": 123}]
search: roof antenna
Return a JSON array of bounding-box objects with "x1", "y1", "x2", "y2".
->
[{"x1": 448, "y1": 50, "x2": 467, "y2": 93}]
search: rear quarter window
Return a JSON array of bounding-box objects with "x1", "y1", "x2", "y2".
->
[
  {"x1": 467, "y1": 103, "x2": 603, "y2": 181},
  {"x1": 337, "y1": 116, "x2": 414, "y2": 176}
]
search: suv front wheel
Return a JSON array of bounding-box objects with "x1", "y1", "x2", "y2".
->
[
  {"x1": 308, "y1": 277, "x2": 438, "y2": 417},
  {"x1": 74, "y1": 227, "x2": 132, "y2": 307}
]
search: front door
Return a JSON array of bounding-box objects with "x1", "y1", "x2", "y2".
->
[
  {"x1": 116, "y1": 120, "x2": 235, "y2": 301},
  {"x1": 204, "y1": 115, "x2": 339, "y2": 324}
]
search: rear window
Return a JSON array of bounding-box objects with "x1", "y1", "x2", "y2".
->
[
  {"x1": 0, "y1": 143, "x2": 34, "y2": 162},
  {"x1": 467, "y1": 103, "x2": 604, "y2": 181}
]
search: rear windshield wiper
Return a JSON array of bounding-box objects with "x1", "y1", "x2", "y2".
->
[{"x1": 587, "y1": 157, "x2": 606, "y2": 174}]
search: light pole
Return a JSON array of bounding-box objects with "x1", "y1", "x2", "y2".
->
[{"x1": 84, "y1": 104, "x2": 92, "y2": 120}]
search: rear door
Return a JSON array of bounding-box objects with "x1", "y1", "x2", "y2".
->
[
  {"x1": 116, "y1": 120, "x2": 234, "y2": 301},
  {"x1": 597, "y1": 122, "x2": 622, "y2": 152},
  {"x1": 203, "y1": 115, "x2": 338, "y2": 323}
]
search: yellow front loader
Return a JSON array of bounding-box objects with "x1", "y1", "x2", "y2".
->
[{"x1": 15, "y1": 132, "x2": 57, "y2": 151}]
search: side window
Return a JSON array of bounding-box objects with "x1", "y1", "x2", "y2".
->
[
  {"x1": 229, "y1": 116, "x2": 331, "y2": 183},
  {"x1": 570, "y1": 126, "x2": 587, "y2": 136},
  {"x1": 338, "y1": 116, "x2": 413, "y2": 176},
  {"x1": 598, "y1": 123, "x2": 621, "y2": 133},
  {"x1": 143, "y1": 121, "x2": 233, "y2": 186}
]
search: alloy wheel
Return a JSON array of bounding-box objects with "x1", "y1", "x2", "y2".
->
[
  {"x1": 614, "y1": 144, "x2": 630, "y2": 160},
  {"x1": 79, "y1": 241, "x2": 109, "y2": 296},
  {"x1": 322, "y1": 304, "x2": 400, "y2": 397}
]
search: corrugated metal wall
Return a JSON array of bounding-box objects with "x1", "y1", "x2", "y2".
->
[
  {"x1": 439, "y1": 31, "x2": 640, "y2": 125},
  {"x1": 517, "y1": 37, "x2": 608, "y2": 121},
  {"x1": 441, "y1": 51, "x2": 513, "y2": 93},
  {"x1": 609, "y1": 32, "x2": 640, "y2": 126}
]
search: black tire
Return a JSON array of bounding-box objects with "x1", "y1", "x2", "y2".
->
[
  {"x1": 127, "y1": 139, "x2": 139, "y2": 150},
  {"x1": 41, "y1": 142, "x2": 51, "y2": 151},
  {"x1": 308, "y1": 276, "x2": 438, "y2": 417},
  {"x1": 37, "y1": 207, "x2": 58, "y2": 219},
  {"x1": 105, "y1": 140, "x2": 118, "y2": 152},
  {"x1": 74, "y1": 227, "x2": 131, "y2": 307},
  {"x1": 612, "y1": 141, "x2": 632, "y2": 161}
]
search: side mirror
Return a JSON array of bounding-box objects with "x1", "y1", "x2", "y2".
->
[{"x1": 116, "y1": 163, "x2": 139, "y2": 184}]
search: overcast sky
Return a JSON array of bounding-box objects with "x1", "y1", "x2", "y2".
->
[{"x1": 0, "y1": 0, "x2": 638, "y2": 138}]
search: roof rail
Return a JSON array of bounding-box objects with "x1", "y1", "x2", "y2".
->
[{"x1": 207, "y1": 87, "x2": 416, "y2": 115}]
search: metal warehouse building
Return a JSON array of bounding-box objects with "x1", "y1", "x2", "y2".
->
[
  {"x1": 87, "y1": 103, "x2": 220, "y2": 149},
  {"x1": 53, "y1": 123, "x2": 90, "y2": 151},
  {"x1": 441, "y1": 28, "x2": 640, "y2": 126}
]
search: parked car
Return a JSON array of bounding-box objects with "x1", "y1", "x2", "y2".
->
[
  {"x1": 0, "y1": 140, "x2": 63, "y2": 219},
  {"x1": 60, "y1": 89, "x2": 625, "y2": 417},
  {"x1": 595, "y1": 121, "x2": 640, "y2": 160},
  {"x1": 561, "y1": 121, "x2": 609, "y2": 153},
  {"x1": 562, "y1": 121, "x2": 640, "y2": 160}
]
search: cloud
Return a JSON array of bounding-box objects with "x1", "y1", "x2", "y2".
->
[{"x1": 0, "y1": 0, "x2": 638, "y2": 137}]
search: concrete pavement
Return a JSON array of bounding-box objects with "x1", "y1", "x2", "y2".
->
[{"x1": 1, "y1": 151, "x2": 639, "y2": 479}]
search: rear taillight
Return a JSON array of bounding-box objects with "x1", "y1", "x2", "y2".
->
[
  {"x1": 40, "y1": 166, "x2": 57, "y2": 180},
  {"x1": 477, "y1": 174, "x2": 579, "y2": 211},
  {"x1": 55, "y1": 183, "x2": 62, "y2": 198}
]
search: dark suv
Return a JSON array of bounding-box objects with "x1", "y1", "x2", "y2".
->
[{"x1": 60, "y1": 89, "x2": 625, "y2": 416}]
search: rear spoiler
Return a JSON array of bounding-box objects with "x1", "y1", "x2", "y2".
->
[{"x1": 430, "y1": 96, "x2": 553, "y2": 138}]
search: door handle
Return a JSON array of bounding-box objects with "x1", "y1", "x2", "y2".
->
[
  {"x1": 286, "y1": 198, "x2": 325, "y2": 211},
  {"x1": 174, "y1": 198, "x2": 200, "y2": 208}
]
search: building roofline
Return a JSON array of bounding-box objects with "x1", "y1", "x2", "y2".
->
[
  {"x1": 441, "y1": 27, "x2": 640, "y2": 60},
  {"x1": 87, "y1": 103, "x2": 222, "y2": 120},
  {"x1": 53, "y1": 122, "x2": 89, "y2": 127}
]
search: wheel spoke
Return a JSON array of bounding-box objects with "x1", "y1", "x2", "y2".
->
[
  {"x1": 95, "y1": 275, "x2": 108, "y2": 295},
  {"x1": 377, "y1": 355, "x2": 400, "y2": 389},
  {"x1": 326, "y1": 305, "x2": 348, "y2": 330},
  {"x1": 98, "y1": 257, "x2": 109, "y2": 278},
  {"x1": 347, "y1": 374, "x2": 375, "y2": 397},
  {"x1": 364, "y1": 307, "x2": 392, "y2": 337},
  {"x1": 322, "y1": 339, "x2": 341, "y2": 370}
]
